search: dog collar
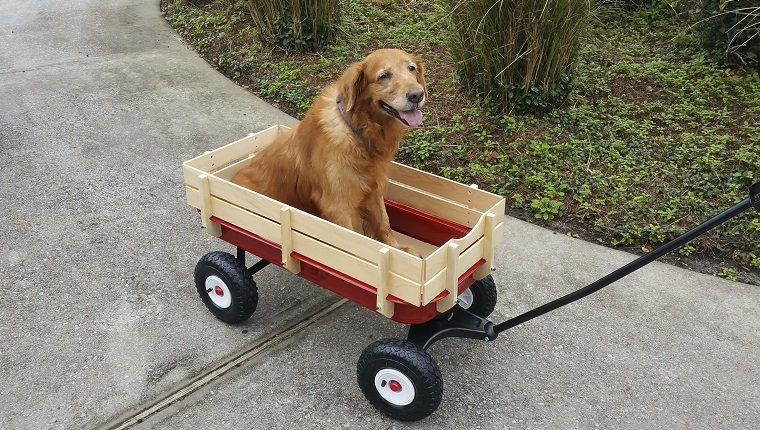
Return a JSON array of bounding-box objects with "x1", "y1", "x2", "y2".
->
[{"x1": 336, "y1": 95, "x2": 373, "y2": 151}]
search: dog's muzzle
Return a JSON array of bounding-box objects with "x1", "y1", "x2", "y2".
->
[{"x1": 380, "y1": 100, "x2": 424, "y2": 127}]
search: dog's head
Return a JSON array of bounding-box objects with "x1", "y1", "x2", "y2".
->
[{"x1": 339, "y1": 48, "x2": 427, "y2": 128}]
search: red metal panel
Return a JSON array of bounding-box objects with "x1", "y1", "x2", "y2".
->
[
  {"x1": 385, "y1": 199, "x2": 471, "y2": 246},
  {"x1": 214, "y1": 216, "x2": 282, "y2": 265},
  {"x1": 292, "y1": 253, "x2": 441, "y2": 324},
  {"x1": 293, "y1": 253, "x2": 485, "y2": 324},
  {"x1": 208, "y1": 200, "x2": 485, "y2": 325}
]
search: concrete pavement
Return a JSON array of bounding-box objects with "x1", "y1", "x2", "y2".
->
[
  {"x1": 139, "y1": 217, "x2": 760, "y2": 429},
  {"x1": 1, "y1": 1, "x2": 759, "y2": 429},
  {"x1": 1, "y1": 1, "x2": 332, "y2": 428}
]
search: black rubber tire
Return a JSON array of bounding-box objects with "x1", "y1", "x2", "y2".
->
[
  {"x1": 357, "y1": 339, "x2": 443, "y2": 421},
  {"x1": 461, "y1": 274, "x2": 498, "y2": 318},
  {"x1": 194, "y1": 251, "x2": 258, "y2": 324}
]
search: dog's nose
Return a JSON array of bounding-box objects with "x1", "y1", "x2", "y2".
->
[{"x1": 406, "y1": 88, "x2": 424, "y2": 104}]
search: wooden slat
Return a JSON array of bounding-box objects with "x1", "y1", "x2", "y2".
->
[
  {"x1": 214, "y1": 156, "x2": 254, "y2": 181},
  {"x1": 422, "y1": 238, "x2": 485, "y2": 305},
  {"x1": 474, "y1": 213, "x2": 496, "y2": 280},
  {"x1": 280, "y1": 208, "x2": 300, "y2": 273},
  {"x1": 186, "y1": 186, "x2": 424, "y2": 305},
  {"x1": 388, "y1": 180, "x2": 481, "y2": 227},
  {"x1": 288, "y1": 204, "x2": 423, "y2": 281},
  {"x1": 436, "y1": 243, "x2": 459, "y2": 312},
  {"x1": 422, "y1": 245, "x2": 447, "y2": 284},
  {"x1": 394, "y1": 232, "x2": 438, "y2": 258},
  {"x1": 420, "y1": 210, "x2": 486, "y2": 282},
  {"x1": 390, "y1": 162, "x2": 503, "y2": 210},
  {"x1": 290, "y1": 227, "x2": 422, "y2": 305},
  {"x1": 212, "y1": 174, "x2": 287, "y2": 223},
  {"x1": 182, "y1": 165, "x2": 204, "y2": 190},
  {"x1": 493, "y1": 221, "x2": 504, "y2": 246},
  {"x1": 197, "y1": 174, "x2": 221, "y2": 237},
  {"x1": 184, "y1": 125, "x2": 282, "y2": 172},
  {"x1": 198, "y1": 175, "x2": 425, "y2": 283},
  {"x1": 376, "y1": 248, "x2": 394, "y2": 318},
  {"x1": 186, "y1": 186, "x2": 281, "y2": 245},
  {"x1": 488, "y1": 199, "x2": 507, "y2": 224}
]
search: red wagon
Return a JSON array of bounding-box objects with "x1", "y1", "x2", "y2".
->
[{"x1": 183, "y1": 125, "x2": 506, "y2": 420}]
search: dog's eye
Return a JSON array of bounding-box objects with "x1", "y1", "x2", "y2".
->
[
  {"x1": 379, "y1": 71, "x2": 391, "y2": 80},
  {"x1": 408, "y1": 64, "x2": 416, "y2": 72}
]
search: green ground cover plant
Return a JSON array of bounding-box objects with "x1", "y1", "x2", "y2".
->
[{"x1": 163, "y1": 0, "x2": 759, "y2": 283}]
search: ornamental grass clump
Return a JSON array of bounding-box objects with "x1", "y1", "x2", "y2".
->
[
  {"x1": 447, "y1": 0, "x2": 592, "y2": 114},
  {"x1": 246, "y1": 0, "x2": 339, "y2": 51},
  {"x1": 700, "y1": 0, "x2": 759, "y2": 67}
]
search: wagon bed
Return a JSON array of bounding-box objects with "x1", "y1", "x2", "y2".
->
[{"x1": 182, "y1": 125, "x2": 506, "y2": 324}]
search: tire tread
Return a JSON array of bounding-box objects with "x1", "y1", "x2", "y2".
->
[
  {"x1": 357, "y1": 339, "x2": 443, "y2": 421},
  {"x1": 194, "y1": 251, "x2": 258, "y2": 324}
]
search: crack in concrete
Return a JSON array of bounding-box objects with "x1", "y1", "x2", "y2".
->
[{"x1": 104, "y1": 298, "x2": 347, "y2": 430}]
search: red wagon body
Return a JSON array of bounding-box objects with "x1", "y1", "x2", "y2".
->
[{"x1": 183, "y1": 125, "x2": 506, "y2": 323}]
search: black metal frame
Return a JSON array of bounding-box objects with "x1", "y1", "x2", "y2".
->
[
  {"x1": 406, "y1": 181, "x2": 759, "y2": 348},
  {"x1": 407, "y1": 306, "x2": 497, "y2": 350},
  {"x1": 236, "y1": 247, "x2": 271, "y2": 276}
]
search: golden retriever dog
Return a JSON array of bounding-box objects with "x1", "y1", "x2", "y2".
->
[{"x1": 232, "y1": 48, "x2": 427, "y2": 256}]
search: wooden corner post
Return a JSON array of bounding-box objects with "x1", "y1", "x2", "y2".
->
[
  {"x1": 198, "y1": 174, "x2": 221, "y2": 237},
  {"x1": 280, "y1": 208, "x2": 301, "y2": 274},
  {"x1": 436, "y1": 242, "x2": 459, "y2": 313},
  {"x1": 474, "y1": 213, "x2": 496, "y2": 280},
  {"x1": 375, "y1": 248, "x2": 394, "y2": 318}
]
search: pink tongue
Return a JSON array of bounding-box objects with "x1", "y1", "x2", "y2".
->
[{"x1": 399, "y1": 109, "x2": 423, "y2": 127}]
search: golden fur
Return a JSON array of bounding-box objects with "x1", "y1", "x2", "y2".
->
[{"x1": 232, "y1": 49, "x2": 427, "y2": 256}]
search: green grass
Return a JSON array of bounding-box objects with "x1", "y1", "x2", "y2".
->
[{"x1": 163, "y1": 0, "x2": 760, "y2": 282}]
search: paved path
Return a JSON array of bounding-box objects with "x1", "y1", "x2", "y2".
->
[
  {"x1": 1, "y1": 1, "x2": 758, "y2": 429},
  {"x1": 1, "y1": 1, "x2": 332, "y2": 428}
]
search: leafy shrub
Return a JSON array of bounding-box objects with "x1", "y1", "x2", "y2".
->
[
  {"x1": 445, "y1": 0, "x2": 592, "y2": 114},
  {"x1": 717, "y1": 266, "x2": 738, "y2": 281},
  {"x1": 245, "y1": 0, "x2": 339, "y2": 51},
  {"x1": 531, "y1": 196, "x2": 565, "y2": 220},
  {"x1": 700, "y1": 0, "x2": 760, "y2": 67}
]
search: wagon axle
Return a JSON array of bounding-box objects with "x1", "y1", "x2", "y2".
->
[{"x1": 407, "y1": 304, "x2": 497, "y2": 350}]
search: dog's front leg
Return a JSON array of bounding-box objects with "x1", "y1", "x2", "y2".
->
[
  {"x1": 318, "y1": 202, "x2": 356, "y2": 232},
  {"x1": 361, "y1": 194, "x2": 421, "y2": 257}
]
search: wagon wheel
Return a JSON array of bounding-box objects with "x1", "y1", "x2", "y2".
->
[
  {"x1": 457, "y1": 274, "x2": 497, "y2": 318},
  {"x1": 357, "y1": 339, "x2": 443, "y2": 421},
  {"x1": 194, "y1": 251, "x2": 258, "y2": 324}
]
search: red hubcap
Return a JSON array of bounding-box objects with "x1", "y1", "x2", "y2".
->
[
  {"x1": 214, "y1": 286, "x2": 224, "y2": 296},
  {"x1": 389, "y1": 380, "x2": 402, "y2": 392}
]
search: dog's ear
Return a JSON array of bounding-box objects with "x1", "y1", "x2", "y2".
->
[
  {"x1": 339, "y1": 61, "x2": 365, "y2": 112},
  {"x1": 413, "y1": 56, "x2": 428, "y2": 99}
]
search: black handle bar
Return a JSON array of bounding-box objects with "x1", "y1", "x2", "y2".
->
[{"x1": 493, "y1": 181, "x2": 760, "y2": 334}]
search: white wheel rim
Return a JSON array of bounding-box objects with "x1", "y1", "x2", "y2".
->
[
  {"x1": 374, "y1": 368, "x2": 415, "y2": 406},
  {"x1": 205, "y1": 275, "x2": 232, "y2": 309},
  {"x1": 458, "y1": 288, "x2": 474, "y2": 309}
]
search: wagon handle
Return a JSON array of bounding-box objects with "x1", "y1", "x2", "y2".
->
[
  {"x1": 751, "y1": 181, "x2": 760, "y2": 211},
  {"x1": 493, "y1": 180, "x2": 760, "y2": 335}
]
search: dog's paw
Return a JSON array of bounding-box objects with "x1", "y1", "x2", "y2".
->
[{"x1": 399, "y1": 245, "x2": 423, "y2": 258}]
